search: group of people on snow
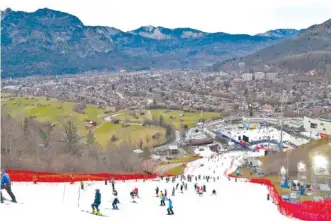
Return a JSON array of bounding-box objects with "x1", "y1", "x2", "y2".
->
[
  {"x1": 158, "y1": 189, "x2": 174, "y2": 215},
  {"x1": 2, "y1": 168, "x2": 218, "y2": 217}
]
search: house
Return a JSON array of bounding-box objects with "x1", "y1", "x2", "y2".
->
[
  {"x1": 168, "y1": 145, "x2": 179, "y2": 155},
  {"x1": 112, "y1": 119, "x2": 120, "y2": 124},
  {"x1": 133, "y1": 149, "x2": 144, "y2": 154},
  {"x1": 89, "y1": 121, "x2": 98, "y2": 126}
]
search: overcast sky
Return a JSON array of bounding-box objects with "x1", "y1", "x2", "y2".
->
[{"x1": 1, "y1": 0, "x2": 331, "y2": 35}]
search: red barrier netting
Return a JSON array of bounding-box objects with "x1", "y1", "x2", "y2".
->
[
  {"x1": 7, "y1": 165, "x2": 331, "y2": 221},
  {"x1": 6, "y1": 170, "x2": 159, "y2": 183},
  {"x1": 247, "y1": 178, "x2": 331, "y2": 221}
]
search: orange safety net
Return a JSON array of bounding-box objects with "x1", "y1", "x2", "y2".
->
[
  {"x1": 243, "y1": 177, "x2": 331, "y2": 221},
  {"x1": 6, "y1": 170, "x2": 159, "y2": 183}
]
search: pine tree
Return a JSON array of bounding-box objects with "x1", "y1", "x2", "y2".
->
[{"x1": 61, "y1": 120, "x2": 81, "y2": 155}]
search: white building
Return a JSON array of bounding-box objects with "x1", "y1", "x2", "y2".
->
[
  {"x1": 219, "y1": 71, "x2": 229, "y2": 77},
  {"x1": 303, "y1": 116, "x2": 331, "y2": 137},
  {"x1": 254, "y1": 72, "x2": 265, "y2": 80},
  {"x1": 242, "y1": 73, "x2": 253, "y2": 81},
  {"x1": 168, "y1": 145, "x2": 179, "y2": 154},
  {"x1": 266, "y1": 72, "x2": 278, "y2": 80}
]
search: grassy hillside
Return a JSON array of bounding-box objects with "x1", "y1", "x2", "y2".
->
[
  {"x1": 94, "y1": 123, "x2": 165, "y2": 147},
  {"x1": 112, "y1": 109, "x2": 221, "y2": 129},
  {"x1": 150, "y1": 109, "x2": 221, "y2": 128},
  {"x1": 1, "y1": 95, "x2": 166, "y2": 147}
]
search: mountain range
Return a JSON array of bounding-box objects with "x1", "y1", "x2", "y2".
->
[
  {"x1": 213, "y1": 18, "x2": 331, "y2": 74},
  {"x1": 0, "y1": 8, "x2": 312, "y2": 78}
]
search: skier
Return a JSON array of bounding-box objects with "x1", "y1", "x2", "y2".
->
[
  {"x1": 91, "y1": 189, "x2": 101, "y2": 215},
  {"x1": 164, "y1": 189, "x2": 167, "y2": 197},
  {"x1": 111, "y1": 177, "x2": 115, "y2": 190},
  {"x1": 184, "y1": 183, "x2": 187, "y2": 190},
  {"x1": 113, "y1": 189, "x2": 118, "y2": 196},
  {"x1": 171, "y1": 187, "x2": 175, "y2": 196},
  {"x1": 160, "y1": 192, "x2": 166, "y2": 206},
  {"x1": 0, "y1": 190, "x2": 3, "y2": 203},
  {"x1": 167, "y1": 198, "x2": 174, "y2": 215},
  {"x1": 155, "y1": 186, "x2": 159, "y2": 196},
  {"x1": 176, "y1": 183, "x2": 179, "y2": 190},
  {"x1": 80, "y1": 181, "x2": 84, "y2": 190},
  {"x1": 1, "y1": 169, "x2": 16, "y2": 203},
  {"x1": 112, "y1": 196, "x2": 120, "y2": 210},
  {"x1": 180, "y1": 184, "x2": 183, "y2": 193},
  {"x1": 130, "y1": 188, "x2": 139, "y2": 200},
  {"x1": 172, "y1": 177, "x2": 176, "y2": 183},
  {"x1": 133, "y1": 187, "x2": 139, "y2": 197},
  {"x1": 212, "y1": 189, "x2": 216, "y2": 195},
  {"x1": 203, "y1": 185, "x2": 206, "y2": 192}
]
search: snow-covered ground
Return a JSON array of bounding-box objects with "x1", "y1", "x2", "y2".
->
[
  {"x1": 1, "y1": 149, "x2": 294, "y2": 221},
  {"x1": 215, "y1": 125, "x2": 310, "y2": 148}
]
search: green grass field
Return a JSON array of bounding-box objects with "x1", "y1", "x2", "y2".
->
[
  {"x1": 157, "y1": 154, "x2": 201, "y2": 166},
  {"x1": 1, "y1": 96, "x2": 165, "y2": 147},
  {"x1": 165, "y1": 164, "x2": 185, "y2": 176},
  {"x1": 113, "y1": 111, "x2": 149, "y2": 123},
  {"x1": 114, "y1": 109, "x2": 221, "y2": 129},
  {"x1": 150, "y1": 109, "x2": 221, "y2": 128},
  {"x1": 94, "y1": 122, "x2": 165, "y2": 147}
]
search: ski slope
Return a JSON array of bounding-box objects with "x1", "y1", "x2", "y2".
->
[{"x1": 1, "y1": 149, "x2": 294, "y2": 221}]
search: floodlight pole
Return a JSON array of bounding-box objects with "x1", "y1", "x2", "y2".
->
[
  {"x1": 280, "y1": 91, "x2": 284, "y2": 152},
  {"x1": 279, "y1": 90, "x2": 288, "y2": 174}
]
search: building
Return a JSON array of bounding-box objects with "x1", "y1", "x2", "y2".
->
[
  {"x1": 254, "y1": 72, "x2": 265, "y2": 80},
  {"x1": 219, "y1": 71, "x2": 229, "y2": 77},
  {"x1": 242, "y1": 73, "x2": 253, "y2": 81},
  {"x1": 168, "y1": 145, "x2": 179, "y2": 155},
  {"x1": 303, "y1": 116, "x2": 331, "y2": 137},
  {"x1": 266, "y1": 72, "x2": 278, "y2": 80}
]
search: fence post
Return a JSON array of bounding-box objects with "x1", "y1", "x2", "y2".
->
[
  {"x1": 77, "y1": 186, "x2": 81, "y2": 208},
  {"x1": 62, "y1": 183, "x2": 66, "y2": 202}
]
